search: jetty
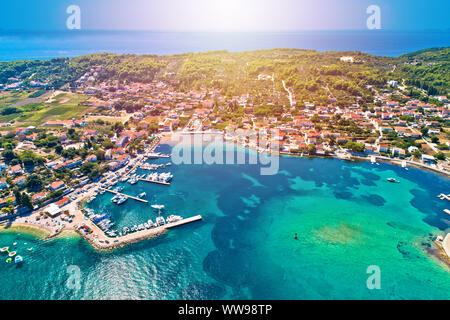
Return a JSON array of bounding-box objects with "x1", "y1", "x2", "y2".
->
[
  {"x1": 137, "y1": 178, "x2": 171, "y2": 186},
  {"x1": 165, "y1": 215, "x2": 202, "y2": 229},
  {"x1": 101, "y1": 188, "x2": 149, "y2": 203},
  {"x1": 78, "y1": 215, "x2": 202, "y2": 251}
]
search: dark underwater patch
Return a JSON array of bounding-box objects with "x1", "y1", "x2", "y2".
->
[
  {"x1": 334, "y1": 191, "x2": 353, "y2": 200},
  {"x1": 396, "y1": 241, "x2": 421, "y2": 260},
  {"x1": 203, "y1": 249, "x2": 250, "y2": 287},
  {"x1": 361, "y1": 194, "x2": 386, "y2": 206},
  {"x1": 360, "y1": 179, "x2": 377, "y2": 187}
]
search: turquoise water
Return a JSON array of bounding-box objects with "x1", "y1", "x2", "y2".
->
[{"x1": 0, "y1": 143, "x2": 449, "y2": 300}]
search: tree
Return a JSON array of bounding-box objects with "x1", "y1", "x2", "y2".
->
[
  {"x1": 434, "y1": 152, "x2": 446, "y2": 161},
  {"x1": 307, "y1": 144, "x2": 316, "y2": 154},
  {"x1": 13, "y1": 189, "x2": 21, "y2": 205},
  {"x1": 25, "y1": 174, "x2": 43, "y2": 192},
  {"x1": 431, "y1": 136, "x2": 439, "y2": 144},
  {"x1": 20, "y1": 193, "x2": 33, "y2": 209},
  {"x1": 2, "y1": 150, "x2": 17, "y2": 163}
]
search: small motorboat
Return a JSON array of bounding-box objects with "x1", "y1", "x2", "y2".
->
[
  {"x1": 8, "y1": 251, "x2": 17, "y2": 257},
  {"x1": 138, "y1": 192, "x2": 146, "y2": 199},
  {"x1": 0, "y1": 247, "x2": 9, "y2": 253},
  {"x1": 151, "y1": 205, "x2": 165, "y2": 210},
  {"x1": 27, "y1": 248, "x2": 33, "y2": 251},
  {"x1": 14, "y1": 256, "x2": 23, "y2": 264},
  {"x1": 6, "y1": 258, "x2": 12, "y2": 263},
  {"x1": 387, "y1": 178, "x2": 399, "y2": 183}
]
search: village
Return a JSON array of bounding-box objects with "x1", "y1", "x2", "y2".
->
[{"x1": 0, "y1": 56, "x2": 449, "y2": 252}]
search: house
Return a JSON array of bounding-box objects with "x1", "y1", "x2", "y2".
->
[
  {"x1": 10, "y1": 164, "x2": 23, "y2": 175},
  {"x1": 391, "y1": 147, "x2": 406, "y2": 157},
  {"x1": 421, "y1": 154, "x2": 435, "y2": 164},
  {"x1": 86, "y1": 155, "x2": 97, "y2": 162},
  {"x1": 0, "y1": 179, "x2": 7, "y2": 189},
  {"x1": 32, "y1": 192, "x2": 47, "y2": 203},
  {"x1": 378, "y1": 144, "x2": 389, "y2": 153},
  {"x1": 108, "y1": 161, "x2": 121, "y2": 171},
  {"x1": 13, "y1": 175, "x2": 25, "y2": 185},
  {"x1": 55, "y1": 197, "x2": 70, "y2": 207},
  {"x1": 49, "y1": 180, "x2": 65, "y2": 192},
  {"x1": 408, "y1": 146, "x2": 419, "y2": 154}
]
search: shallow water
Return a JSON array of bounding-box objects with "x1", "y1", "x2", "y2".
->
[{"x1": 0, "y1": 144, "x2": 449, "y2": 300}]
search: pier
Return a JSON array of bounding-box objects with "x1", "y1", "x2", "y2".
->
[
  {"x1": 78, "y1": 215, "x2": 203, "y2": 251},
  {"x1": 101, "y1": 188, "x2": 149, "y2": 203},
  {"x1": 165, "y1": 215, "x2": 202, "y2": 229},
  {"x1": 137, "y1": 178, "x2": 171, "y2": 186}
]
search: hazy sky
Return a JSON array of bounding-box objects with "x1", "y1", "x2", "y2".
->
[{"x1": 1, "y1": 0, "x2": 449, "y2": 31}]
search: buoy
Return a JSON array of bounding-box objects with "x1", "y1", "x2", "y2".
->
[{"x1": 294, "y1": 233, "x2": 298, "y2": 240}]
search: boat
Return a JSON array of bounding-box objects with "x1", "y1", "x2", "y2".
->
[
  {"x1": 443, "y1": 209, "x2": 450, "y2": 216},
  {"x1": 151, "y1": 204, "x2": 165, "y2": 210},
  {"x1": 8, "y1": 251, "x2": 16, "y2": 257},
  {"x1": 148, "y1": 219, "x2": 156, "y2": 228},
  {"x1": 138, "y1": 192, "x2": 146, "y2": 199},
  {"x1": 144, "y1": 222, "x2": 150, "y2": 229},
  {"x1": 0, "y1": 247, "x2": 9, "y2": 253},
  {"x1": 6, "y1": 258, "x2": 11, "y2": 263},
  {"x1": 166, "y1": 215, "x2": 183, "y2": 223},
  {"x1": 14, "y1": 256, "x2": 23, "y2": 263},
  {"x1": 155, "y1": 216, "x2": 165, "y2": 226},
  {"x1": 387, "y1": 178, "x2": 400, "y2": 183},
  {"x1": 27, "y1": 248, "x2": 33, "y2": 251},
  {"x1": 117, "y1": 196, "x2": 128, "y2": 205}
]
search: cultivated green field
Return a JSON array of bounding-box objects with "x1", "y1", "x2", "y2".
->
[{"x1": 0, "y1": 91, "x2": 89, "y2": 125}]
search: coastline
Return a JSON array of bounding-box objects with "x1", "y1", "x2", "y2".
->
[
  {"x1": 1, "y1": 133, "x2": 448, "y2": 253},
  {"x1": 0, "y1": 222, "x2": 53, "y2": 239}
]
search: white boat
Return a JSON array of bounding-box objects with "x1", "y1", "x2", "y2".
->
[
  {"x1": 156, "y1": 216, "x2": 165, "y2": 226},
  {"x1": 148, "y1": 219, "x2": 156, "y2": 228},
  {"x1": 117, "y1": 196, "x2": 128, "y2": 205},
  {"x1": 151, "y1": 204, "x2": 165, "y2": 210},
  {"x1": 166, "y1": 215, "x2": 183, "y2": 223},
  {"x1": 138, "y1": 192, "x2": 146, "y2": 199}
]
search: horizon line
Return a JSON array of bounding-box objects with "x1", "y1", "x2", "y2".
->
[{"x1": 1, "y1": 28, "x2": 450, "y2": 33}]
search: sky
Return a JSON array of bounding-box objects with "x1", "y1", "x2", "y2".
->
[{"x1": 0, "y1": 0, "x2": 449, "y2": 32}]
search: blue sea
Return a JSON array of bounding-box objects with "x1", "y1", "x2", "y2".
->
[
  {"x1": 0, "y1": 30, "x2": 449, "y2": 60},
  {"x1": 0, "y1": 143, "x2": 449, "y2": 300}
]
